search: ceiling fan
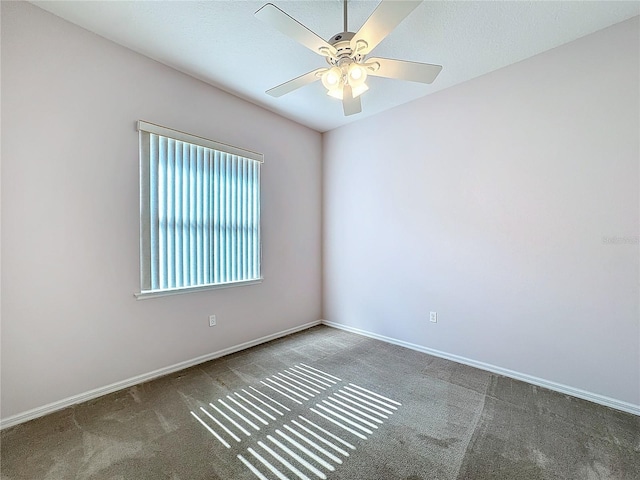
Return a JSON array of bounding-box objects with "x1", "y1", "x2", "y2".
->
[{"x1": 255, "y1": 0, "x2": 442, "y2": 116}]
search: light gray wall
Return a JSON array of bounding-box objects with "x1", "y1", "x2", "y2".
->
[
  {"x1": 1, "y1": 2, "x2": 322, "y2": 419},
  {"x1": 323, "y1": 17, "x2": 639, "y2": 406}
]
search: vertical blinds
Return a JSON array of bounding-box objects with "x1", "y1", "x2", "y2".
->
[{"x1": 139, "y1": 121, "x2": 262, "y2": 293}]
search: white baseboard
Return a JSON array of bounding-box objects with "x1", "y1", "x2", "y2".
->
[
  {"x1": 0, "y1": 320, "x2": 322, "y2": 430},
  {"x1": 322, "y1": 320, "x2": 640, "y2": 416}
]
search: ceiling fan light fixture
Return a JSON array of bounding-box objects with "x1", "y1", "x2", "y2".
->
[
  {"x1": 325, "y1": 82, "x2": 368, "y2": 100},
  {"x1": 347, "y1": 63, "x2": 367, "y2": 88},
  {"x1": 321, "y1": 66, "x2": 343, "y2": 90},
  {"x1": 326, "y1": 89, "x2": 343, "y2": 100},
  {"x1": 351, "y1": 83, "x2": 369, "y2": 98}
]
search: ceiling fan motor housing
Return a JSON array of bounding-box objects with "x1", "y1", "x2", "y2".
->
[
  {"x1": 326, "y1": 32, "x2": 365, "y2": 67},
  {"x1": 330, "y1": 31, "x2": 355, "y2": 44}
]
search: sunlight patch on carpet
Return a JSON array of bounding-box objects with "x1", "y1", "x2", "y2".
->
[{"x1": 190, "y1": 363, "x2": 402, "y2": 479}]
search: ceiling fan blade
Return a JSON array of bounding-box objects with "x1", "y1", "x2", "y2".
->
[
  {"x1": 367, "y1": 57, "x2": 442, "y2": 84},
  {"x1": 266, "y1": 68, "x2": 326, "y2": 97},
  {"x1": 350, "y1": 0, "x2": 422, "y2": 55},
  {"x1": 342, "y1": 85, "x2": 362, "y2": 116},
  {"x1": 256, "y1": 3, "x2": 337, "y2": 57}
]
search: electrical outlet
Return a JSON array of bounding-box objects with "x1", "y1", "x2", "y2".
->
[
  {"x1": 209, "y1": 315, "x2": 216, "y2": 327},
  {"x1": 429, "y1": 311, "x2": 437, "y2": 323}
]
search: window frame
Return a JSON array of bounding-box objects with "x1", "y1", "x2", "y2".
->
[{"x1": 135, "y1": 121, "x2": 263, "y2": 300}]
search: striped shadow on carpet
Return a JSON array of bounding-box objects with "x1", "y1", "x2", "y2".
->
[{"x1": 189, "y1": 363, "x2": 402, "y2": 479}]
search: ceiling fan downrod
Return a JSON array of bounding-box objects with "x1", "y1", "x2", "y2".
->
[{"x1": 344, "y1": 0, "x2": 348, "y2": 33}]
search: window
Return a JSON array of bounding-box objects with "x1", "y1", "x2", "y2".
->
[{"x1": 136, "y1": 121, "x2": 262, "y2": 299}]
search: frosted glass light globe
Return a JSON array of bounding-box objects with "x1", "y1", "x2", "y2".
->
[
  {"x1": 321, "y1": 67, "x2": 343, "y2": 90},
  {"x1": 347, "y1": 64, "x2": 367, "y2": 88}
]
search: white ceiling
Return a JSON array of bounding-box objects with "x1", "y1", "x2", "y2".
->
[{"x1": 31, "y1": 1, "x2": 639, "y2": 132}]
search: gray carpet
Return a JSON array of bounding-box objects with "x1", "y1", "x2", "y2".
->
[{"x1": 1, "y1": 326, "x2": 638, "y2": 479}]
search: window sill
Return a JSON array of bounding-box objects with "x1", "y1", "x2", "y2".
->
[{"x1": 134, "y1": 278, "x2": 263, "y2": 300}]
